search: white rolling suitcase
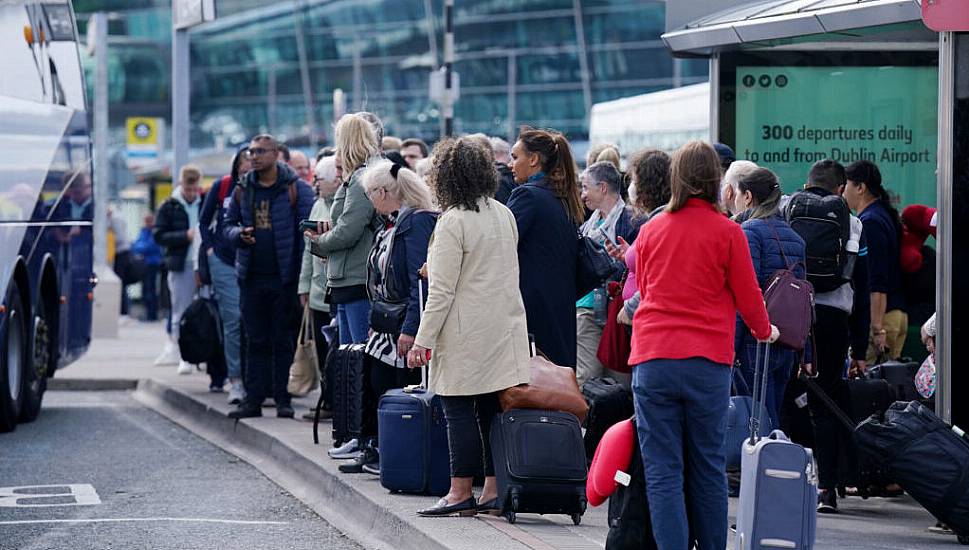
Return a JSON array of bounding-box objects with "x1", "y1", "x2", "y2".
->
[{"x1": 735, "y1": 341, "x2": 817, "y2": 550}]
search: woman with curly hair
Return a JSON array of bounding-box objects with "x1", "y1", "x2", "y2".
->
[
  {"x1": 608, "y1": 149, "x2": 672, "y2": 325},
  {"x1": 506, "y1": 126, "x2": 584, "y2": 367},
  {"x1": 407, "y1": 137, "x2": 530, "y2": 517}
]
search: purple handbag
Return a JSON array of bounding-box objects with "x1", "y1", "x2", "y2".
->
[{"x1": 762, "y1": 221, "x2": 815, "y2": 351}]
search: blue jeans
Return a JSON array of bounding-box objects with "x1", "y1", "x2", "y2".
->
[
  {"x1": 735, "y1": 339, "x2": 796, "y2": 429},
  {"x1": 240, "y1": 274, "x2": 297, "y2": 406},
  {"x1": 337, "y1": 299, "x2": 371, "y2": 345},
  {"x1": 633, "y1": 358, "x2": 731, "y2": 550},
  {"x1": 209, "y1": 254, "x2": 243, "y2": 380}
]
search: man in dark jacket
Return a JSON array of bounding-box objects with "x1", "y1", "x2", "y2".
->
[
  {"x1": 783, "y1": 159, "x2": 871, "y2": 514},
  {"x1": 199, "y1": 146, "x2": 250, "y2": 404},
  {"x1": 491, "y1": 137, "x2": 518, "y2": 204},
  {"x1": 223, "y1": 135, "x2": 314, "y2": 419},
  {"x1": 153, "y1": 165, "x2": 203, "y2": 374}
]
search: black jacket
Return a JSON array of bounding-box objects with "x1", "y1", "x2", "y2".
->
[
  {"x1": 154, "y1": 197, "x2": 193, "y2": 272},
  {"x1": 494, "y1": 163, "x2": 518, "y2": 205}
]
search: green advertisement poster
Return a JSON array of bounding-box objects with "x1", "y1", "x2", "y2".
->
[{"x1": 735, "y1": 65, "x2": 938, "y2": 208}]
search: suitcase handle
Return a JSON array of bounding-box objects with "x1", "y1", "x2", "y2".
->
[
  {"x1": 748, "y1": 341, "x2": 771, "y2": 445},
  {"x1": 404, "y1": 277, "x2": 429, "y2": 393}
]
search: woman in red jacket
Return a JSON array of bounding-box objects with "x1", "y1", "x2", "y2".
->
[{"x1": 629, "y1": 141, "x2": 778, "y2": 550}]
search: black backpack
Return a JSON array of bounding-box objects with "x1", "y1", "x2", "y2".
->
[
  {"x1": 178, "y1": 294, "x2": 223, "y2": 364},
  {"x1": 784, "y1": 190, "x2": 851, "y2": 293}
]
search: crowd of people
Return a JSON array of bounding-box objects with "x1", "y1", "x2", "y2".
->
[{"x1": 137, "y1": 108, "x2": 937, "y2": 545}]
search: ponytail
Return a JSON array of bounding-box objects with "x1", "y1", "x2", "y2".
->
[
  {"x1": 518, "y1": 127, "x2": 584, "y2": 224},
  {"x1": 738, "y1": 167, "x2": 782, "y2": 220},
  {"x1": 846, "y1": 160, "x2": 903, "y2": 240}
]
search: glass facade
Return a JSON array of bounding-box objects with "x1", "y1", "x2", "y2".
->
[
  {"x1": 73, "y1": 0, "x2": 704, "y2": 150},
  {"x1": 189, "y1": 0, "x2": 703, "y2": 147}
]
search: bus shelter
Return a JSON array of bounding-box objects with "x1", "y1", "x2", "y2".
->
[{"x1": 661, "y1": 0, "x2": 968, "y2": 428}]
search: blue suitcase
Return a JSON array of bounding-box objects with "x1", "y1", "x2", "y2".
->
[
  {"x1": 376, "y1": 280, "x2": 450, "y2": 496},
  {"x1": 376, "y1": 368, "x2": 450, "y2": 496},
  {"x1": 726, "y1": 369, "x2": 773, "y2": 470},
  {"x1": 736, "y1": 342, "x2": 817, "y2": 550}
]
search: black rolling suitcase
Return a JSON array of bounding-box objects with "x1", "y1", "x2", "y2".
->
[
  {"x1": 802, "y1": 375, "x2": 895, "y2": 497},
  {"x1": 606, "y1": 420, "x2": 658, "y2": 550},
  {"x1": 855, "y1": 401, "x2": 969, "y2": 545},
  {"x1": 325, "y1": 344, "x2": 367, "y2": 446},
  {"x1": 866, "y1": 360, "x2": 921, "y2": 402},
  {"x1": 581, "y1": 377, "x2": 634, "y2": 463},
  {"x1": 490, "y1": 408, "x2": 588, "y2": 525}
]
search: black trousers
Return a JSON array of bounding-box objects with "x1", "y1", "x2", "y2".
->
[
  {"x1": 361, "y1": 359, "x2": 421, "y2": 443},
  {"x1": 808, "y1": 305, "x2": 851, "y2": 490},
  {"x1": 311, "y1": 309, "x2": 332, "y2": 407},
  {"x1": 240, "y1": 274, "x2": 297, "y2": 407},
  {"x1": 439, "y1": 393, "x2": 501, "y2": 478}
]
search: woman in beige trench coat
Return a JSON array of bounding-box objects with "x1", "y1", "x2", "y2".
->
[{"x1": 407, "y1": 136, "x2": 530, "y2": 517}]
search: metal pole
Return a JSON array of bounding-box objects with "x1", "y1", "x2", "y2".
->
[
  {"x1": 708, "y1": 54, "x2": 720, "y2": 143},
  {"x1": 507, "y1": 51, "x2": 517, "y2": 143},
  {"x1": 571, "y1": 0, "x2": 592, "y2": 119},
  {"x1": 172, "y1": 25, "x2": 190, "y2": 180},
  {"x1": 442, "y1": 0, "x2": 454, "y2": 137},
  {"x1": 292, "y1": 0, "x2": 318, "y2": 149},
  {"x1": 936, "y1": 31, "x2": 954, "y2": 423},
  {"x1": 92, "y1": 12, "x2": 108, "y2": 268},
  {"x1": 268, "y1": 66, "x2": 278, "y2": 132},
  {"x1": 352, "y1": 39, "x2": 362, "y2": 111}
]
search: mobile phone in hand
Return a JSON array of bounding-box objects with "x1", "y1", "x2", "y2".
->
[{"x1": 299, "y1": 219, "x2": 319, "y2": 233}]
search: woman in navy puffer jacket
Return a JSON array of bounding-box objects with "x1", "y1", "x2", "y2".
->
[{"x1": 733, "y1": 167, "x2": 807, "y2": 427}]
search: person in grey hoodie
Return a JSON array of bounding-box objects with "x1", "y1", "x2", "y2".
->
[{"x1": 153, "y1": 165, "x2": 203, "y2": 375}]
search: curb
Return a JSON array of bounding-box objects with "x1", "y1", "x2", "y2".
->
[
  {"x1": 48, "y1": 378, "x2": 139, "y2": 391},
  {"x1": 132, "y1": 378, "x2": 453, "y2": 550}
]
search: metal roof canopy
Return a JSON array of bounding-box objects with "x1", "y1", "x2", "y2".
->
[{"x1": 662, "y1": 0, "x2": 925, "y2": 56}]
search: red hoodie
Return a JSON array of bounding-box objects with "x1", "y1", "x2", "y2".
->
[{"x1": 629, "y1": 198, "x2": 771, "y2": 367}]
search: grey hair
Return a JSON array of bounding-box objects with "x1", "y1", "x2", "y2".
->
[
  {"x1": 313, "y1": 155, "x2": 337, "y2": 184},
  {"x1": 722, "y1": 160, "x2": 758, "y2": 193},
  {"x1": 585, "y1": 161, "x2": 622, "y2": 196},
  {"x1": 357, "y1": 111, "x2": 384, "y2": 142},
  {"x1": 490, "y1": 137, "x2": 510, "y2": 160}
]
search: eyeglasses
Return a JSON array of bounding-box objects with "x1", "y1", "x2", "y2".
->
[
  {"x1": 366, "y1": 187, "x2": 386, "y2": 199},
  {"x1": 245, "y1": 147, "x2": 274, "y2": 158}
]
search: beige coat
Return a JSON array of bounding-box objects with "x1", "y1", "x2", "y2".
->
[{"x1": 414, "y1": 198, "x2": 531, "y2": 396}]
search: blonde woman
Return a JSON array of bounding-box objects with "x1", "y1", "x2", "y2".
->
[
  {"x1": 306, "y1": 114, "x2": 380, "y2": 345},
  {"x1": 342, "y1": 159, "x2": 438, "y2": 475}
]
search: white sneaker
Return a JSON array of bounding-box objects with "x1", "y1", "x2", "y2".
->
[
  {"x1": 227, "y1": 382, "x2": 245, "y2": 405},
  {"x1": 177, "y1": 361, "x2": 194, "y2": 375},
  {"x1": 328, "y1": 438, "x2": 360, "y2": 459},
  {"x1": 154, "y1": 339, "x2": 179, "y2": 366}
]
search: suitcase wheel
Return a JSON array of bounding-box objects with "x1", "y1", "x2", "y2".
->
[
  {"x1": 958, "y1": 534, "x2": 969, "y2": 546},
  {"x1": 571, "y1": 513, "x2": 582, "y2": 526},
  {"x1": 505, "y1": 511, "x2": 516, "y2": 524},
  {"x1": 511, "y1": 495, "x2": 520, "y2": 511}
]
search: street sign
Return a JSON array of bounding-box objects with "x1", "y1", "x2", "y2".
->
[
  {"x1": 173, "y1": 0, "x2": 215, "y2": 29},
  {"x1": 126, "y1": 117, "x2": 164, "y2": 169},
  {"x1": 429, "y1": 68, "x2": 460, "y2": 105}
]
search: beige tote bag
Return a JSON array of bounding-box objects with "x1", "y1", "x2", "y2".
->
[{"x1": 287, "y1": 306, "x2": 319, "y2": 397}]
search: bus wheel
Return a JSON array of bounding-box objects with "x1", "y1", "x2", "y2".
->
[
  {"x1": 19, "y1": 297, "x2": 51, "y2": 423},
  {"x1": 0, "y1": 283, "x2": 27, "y2": 432}
]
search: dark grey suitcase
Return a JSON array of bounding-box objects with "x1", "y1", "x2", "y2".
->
[{"x1": 490, "y1": 408, "x2": 588, "y2": 525}]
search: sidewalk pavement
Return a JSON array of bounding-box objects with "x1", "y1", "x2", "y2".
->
[{"x1": 54, "y1": 322, "x2": 957, "y2": 550}]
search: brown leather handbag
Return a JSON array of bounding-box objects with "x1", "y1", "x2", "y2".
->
[{"x1": 499, "y1": 355, "x2": 589, "y2": 424}]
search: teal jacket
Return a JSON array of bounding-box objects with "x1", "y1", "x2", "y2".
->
[{"x1": 310, "y1": 167, "x2": 377, "y2": 289}]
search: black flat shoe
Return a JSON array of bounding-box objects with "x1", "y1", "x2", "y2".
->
[
  {"x1": 476, "y1": 497, "x2": 500, "y2": 515},
  {"x1": 417, "y1": 497, "x2": 477, "y2": 517},
  {"x1": 228, "y1": 404, "x2": 262, "y2": 419}
]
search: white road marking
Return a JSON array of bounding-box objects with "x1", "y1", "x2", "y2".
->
[
  {"x1": 0, "y1": 484, "x2": 101, "y2": 507},
  {"x1": 0, "y1": 518, "x2": 289, "y2": 526}
]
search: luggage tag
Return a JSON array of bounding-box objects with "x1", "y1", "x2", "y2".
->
[{"x1": 614, "y1": 470, "x2": 631, "y2": 487}]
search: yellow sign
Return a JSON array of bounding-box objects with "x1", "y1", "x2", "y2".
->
[{"x1": 126, "y1": 117, "x2": 160, "y2": 147}]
